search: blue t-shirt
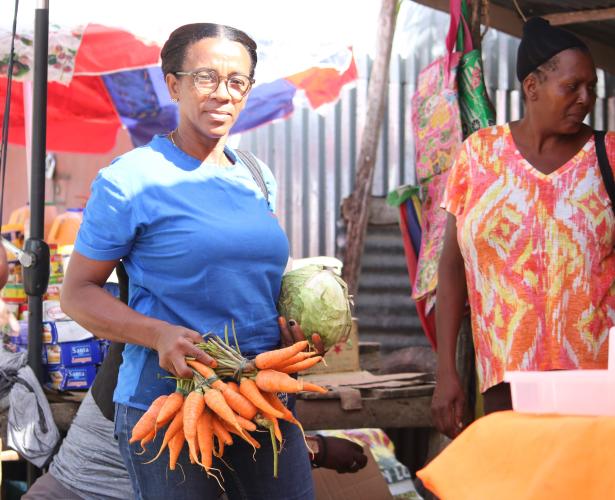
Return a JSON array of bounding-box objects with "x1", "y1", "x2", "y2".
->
[{"x1": 75, "y1": 135, "x2": 290, "y2": 410}]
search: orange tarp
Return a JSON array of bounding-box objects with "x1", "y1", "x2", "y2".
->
[{"x1": 417, "y1": 410, "x2": 615, "y2": 500}]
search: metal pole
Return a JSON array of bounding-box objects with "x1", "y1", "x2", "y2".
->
[
  {"x1": 26, "y1": 0, "x2": 49, "y2": 485},
  {"x1": 28, "y1": 0, "x2": 49, "y2": 384}
]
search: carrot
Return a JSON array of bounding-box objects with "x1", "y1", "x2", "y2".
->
[
  {"x1": 255, "y1": 369, "x2": 304, "y2": 393},
  {"x1": 137, "y1": 429, "x2": 157, "y2": 455},
  {"x1": 254, "y1": 414, "x2": 281, "y2": 478},
  {"x1": 279, "y1": 356, "x2": 323, "y2": 374},
  {"x1": 254, "y1": 341, "x2": 309, "y2": 370},
  {"x1": 221, "y1": 386, "x2": 258, "y2": 420},
  {"x1": 145, "y1": 406, "x2": 184, "y2": 464},
  {"x1": 196, "y1": 410, "x2": 214, "y2": 470},
  {"x1": 222, "y1": 382, "x2": 260, "y2": 419},
  {"x1": 235, "y1": 414, "x2": 257, "y2": 432},
  {"x1": 189, "y1": 360, "x2": 258, "y2": 419},
  {"x1": 301, "y1": 381, "x2": 329, "y2": 394},
  {"x1": 183, "y1": 390, "x2": 206, "y2": 463},
  {"x1": 168, "y1": 428, "x2": 185, "y2": 471},
  {"x1": 203, "y1": 388, "x2": 243, "y2": 434},
  {"x1": 226, "y1": 381, "x2": 240, "y2": 392},
  {"x1": 155, "y1": 391, "x2": 185, "y2": 429},
  {"x1": 261, "y1": 391, "x2": 296, "y2": 423},
  {"x1": 129, "y1": 394, "x2": 167, "y2": 444},
  {"x1": 239, "y1": 378, "x2": 285, "y2": 418},
  {"x1": 212, "y1": 415, "x2": 234, "y2": 445},
  {"x1": 261, "y1": 392, "x2": 310, "y2": 454},
  {"x1": 222, "y1": 420, "x2": 261, "y2": 449},
  {"x1": 272, "y1": 351, "x2": 317, "y2": 370},
  {"x1": 187, "y1": 360, "x2": 221, "y2": 387},
  {"x1": 224, "y1": 381, "x2": 258, "y2": 415},
  {"x1": 264, "y1": 413, "x2": 282, "y2": 444},
  {"x1": 211, "y1": 415, "x2": 233, "y2": 458}
]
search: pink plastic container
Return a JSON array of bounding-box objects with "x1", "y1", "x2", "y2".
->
[{"x1": 503, "y1": 328, "x2": 615, "y2": 416}]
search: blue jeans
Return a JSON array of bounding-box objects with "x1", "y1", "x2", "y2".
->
[{"x1": 115, "y1": 403, "x2": 314, "y2": 500}]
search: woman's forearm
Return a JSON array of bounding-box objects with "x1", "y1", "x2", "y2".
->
[
  {"x1": 61, "y1": 282, "x2": 166, "y2": 350},
  {"x1": 435, "y1": 263, "x2": 468, "y2": 374},
  {"x1": 435, "y1": 215, "x2": 468, "y2": 375}
]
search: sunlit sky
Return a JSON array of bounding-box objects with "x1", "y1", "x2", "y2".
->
[
  {"x1": 2, "y1": 1, "x2": 383, "y2": 48},
  {"x1": 0, "y1": 1, "x2": 450, "y2": 81}
]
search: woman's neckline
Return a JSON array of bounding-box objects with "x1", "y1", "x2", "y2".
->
[
  {"x1": 505, "y1": 122, "x2": 593, "y2": 178},
  {"x1": 166, "y1": 132, "x2": 236, "y2": 168}
]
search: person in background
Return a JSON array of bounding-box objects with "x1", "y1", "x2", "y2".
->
[
  {"x1": 0, "y1": 244, "x2": 8, "y2": 289},
  {"x1": 60, "y1": 22, "x2": 325, "y2": 499},
  {"x1": 24, "y1": 341, "x2": 365, "y2": 500},
  {"x1": 23, "y1": 388, "x2": 367, "y2": 500},
  {"x1": 27, "y1": 275, "x2": 365, "y2": 500},
  {"x1": 0, "y1": 245, "x2": 19, "y2": 336},
  {"x1": 431, "y1": 17, "x2": 615, "y2": 438}
]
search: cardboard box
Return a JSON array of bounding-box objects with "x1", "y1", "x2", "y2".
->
[
  {"x1": 312, "y1": 447, "x2": 392, "y2": 500},
  {"x1": 43, "y1": 300, "x2": 70, "y2": 322},
  {"x1": 1, "y1": 283, "x2": 26, "y2": 302},
  {"x1": 303, "y1": 318, "x2": 360, "y2": 375},
  {"x1": 45, "y1": 284, "x2": 62, "y2": 301},
  {"x1": 42, "y1": 322, "x2": 56, "y2": 343},
  {"x1": 46, "y1": 364, "x2": 97, "y2": 391},
  {"x1": 43, "y1": 339, "x2": 101, "y2": 366},
  {"x1": 44, "y1": 320, "x2": 95, "y2": 344}
]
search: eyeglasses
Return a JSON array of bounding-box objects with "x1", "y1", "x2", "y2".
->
[{"x1": 174, "y1": 68, "x2": 254, "y2": 100}]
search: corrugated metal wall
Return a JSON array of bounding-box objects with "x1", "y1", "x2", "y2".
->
[
  {"x1": 240, "y1": 6, "x2": 615, "y2": 260},
  {"x1": 239, "y1": 4, "x2": 615, "y2": 350}
]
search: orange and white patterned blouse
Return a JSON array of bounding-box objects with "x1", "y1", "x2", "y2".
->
[{"x1": 444, "y1": 124, "x2": 615, "y2": 392}]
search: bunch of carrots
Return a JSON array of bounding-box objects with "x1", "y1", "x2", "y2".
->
[{"x1": 128, "y1": 335, "x2": 327, "y2": 483}]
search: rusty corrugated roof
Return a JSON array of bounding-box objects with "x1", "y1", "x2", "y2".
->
[
  {"x1": 412, "y1": 0, "x2": 615, "y2": 74},
  {"x1": 490, "y1": 0, "x2": 615, "y2": 49}
]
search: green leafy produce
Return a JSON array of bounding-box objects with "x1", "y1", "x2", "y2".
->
[{"x1": 277, "y1": 264, "x2": 353, "y2": 350}]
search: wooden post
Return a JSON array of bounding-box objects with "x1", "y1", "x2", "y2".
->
[
  {"x1": 544, "y1": 7, "x2": 615, "y2": 26},
  {"x1": 342, "y1": 0, "x2": 398, "y2": 297},
  {"x1": 469, "y1": 0, "x2": 482, "y2": 50}
]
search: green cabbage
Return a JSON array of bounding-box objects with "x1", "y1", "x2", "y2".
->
[{"x1": 277, "y1": 264, "x2": 353, "y2": 350}]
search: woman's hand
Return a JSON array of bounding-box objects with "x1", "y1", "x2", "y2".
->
[
  {"x1": 310, "y1": 435, "x2": 368, "y2": 473},
  {"x1": 152, "y1": 323, "x2": 216, "y2": 378},
  {"x1": 278, "y1": 316, "x2": 325, "y2": 356},
  {"x1": 431, "y1": 369, "x2": 466, "y2": 439}
]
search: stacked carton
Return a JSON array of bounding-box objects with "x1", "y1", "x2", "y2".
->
[
  {"x1": 1, "y1": 224, "x2": 110, "y2": 391},
  {"x1": 42, "y1": 320, "x2": 102, "y2": 391},
  {"x1": 0, "y1": 225, "x2": 29, "y2": 321},
  {"x1": 4, "y1": 318, "x2": 109, "y2": 391}
]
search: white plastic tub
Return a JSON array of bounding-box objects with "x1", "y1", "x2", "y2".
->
[{"x1": 503, "y1": 328, "x2": 615, "y2": 416}]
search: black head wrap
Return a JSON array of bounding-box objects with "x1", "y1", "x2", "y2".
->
[{"x1": 516, "y1": 17, "x2": 587, "y2": 82}]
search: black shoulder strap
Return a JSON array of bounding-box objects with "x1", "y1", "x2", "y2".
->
[
  {"x1": 235, "y1": 149, "x2": 270, "y2": 204},
  {"x1": 595, "y1": 130, "x2": 615, "y2": 217},
  {"x1": 90, "y1": 261, "x2": 128, "y2": 421}
]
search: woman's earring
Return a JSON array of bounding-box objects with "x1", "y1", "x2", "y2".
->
[{"x1": 171, "y1": 97, "x2": 178, "y2": 103}]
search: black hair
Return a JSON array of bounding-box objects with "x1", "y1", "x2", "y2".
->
[
  {"x1": 531, "y1": 46, "x2": 591, "y2": 83},
  {"x1": 516, "y1": 17, "x2": 588, "y2": 83},
  {"x1": 521, "y1": 46, "x2": 592, "y2": 100},
  {"x1": 161, "y1": 23, "x2": 258, "y2": 78}
]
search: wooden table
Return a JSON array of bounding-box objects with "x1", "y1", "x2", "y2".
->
[
  {"x1": 0, "y1": 372, "x2": 435, "y2": 438},
  {"x1": 296, "y1": 371, "x2": 435, "y2": 430}
]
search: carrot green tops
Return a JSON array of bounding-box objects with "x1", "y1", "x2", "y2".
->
[{"x1": 444, "y1": 125, "x2": 615, "y2": 392}]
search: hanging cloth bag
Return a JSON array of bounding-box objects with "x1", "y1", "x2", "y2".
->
[
  {"x1": 410, "y1": 0, "x2": 467, "y2": 304},
  {"x1": 456, "y1": 0, "x2": 496, "y2": 138}
]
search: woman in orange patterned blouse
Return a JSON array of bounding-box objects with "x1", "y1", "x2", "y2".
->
[{"x1": 432, "y1": 17, "x2": 615, "y2": 438}]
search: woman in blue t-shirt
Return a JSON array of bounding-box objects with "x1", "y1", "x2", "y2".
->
[{"x1": 61, "y1": 23, "x2": 315, "y2": 500}]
